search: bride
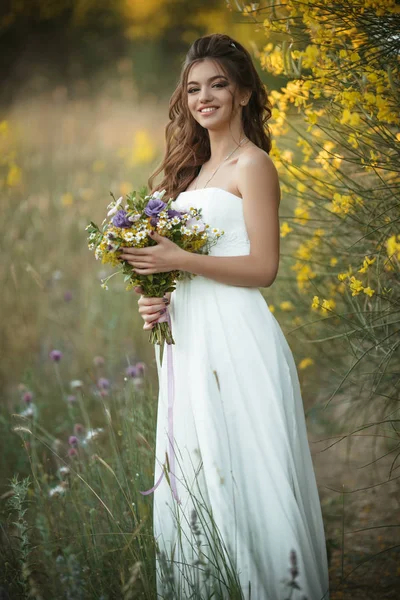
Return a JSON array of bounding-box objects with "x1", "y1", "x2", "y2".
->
[{"x1": 121, "y1": 33, "x2": 330, "y2": 600}]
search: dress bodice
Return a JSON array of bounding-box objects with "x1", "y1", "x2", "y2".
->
[{"x1": 171, "y1": 187, "x2": 251, "y2": 257}]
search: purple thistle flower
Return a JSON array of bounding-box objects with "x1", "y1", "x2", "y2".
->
[
  {"x1": 97, "y1": 377, "x2": 110, "y2": 390},
  {"x1": 135, "y1": 362, "x2": 147, "y2": 375},
  {"x1": 67, "y1": 394, "x2": 76, "y2": 403},
  {"x1": 68, "y1": 435, "x2": 78, "y2": 447},
  {"x1": 50, "y1": 349, "x2": 63, "y2": 362},
  {"x1": 112, "y1": 210, "x2": 132, "y2": 228},
  {"x1": 23, "y1": 391, "x2": 33, "y2": 404},
  {"x1": 125, "y1": 365, "x2": 138, "y2": 378},
  {"x1": 68, "y1": 447, "x2": 78, "y2": 458},
  {"x1": 144, "y1": 198, "x2": 167, "y2": 217}
]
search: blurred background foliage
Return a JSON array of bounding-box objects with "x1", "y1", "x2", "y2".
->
[{"x1": 0, "y1": 0, "x2": 281, "y2": 104}]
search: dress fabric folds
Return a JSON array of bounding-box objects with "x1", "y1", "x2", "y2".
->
[{"x1": 151, "y1": 187, "x2": 330, "y2": 600}]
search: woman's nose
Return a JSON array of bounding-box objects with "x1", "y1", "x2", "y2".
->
[{"x1": 199, "y1": 88, "x2": 213, "y2": 103}]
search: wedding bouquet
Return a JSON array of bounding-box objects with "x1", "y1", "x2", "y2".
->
[{"x1": 86, "y1": 187, "x2": 224, "y2": 346}]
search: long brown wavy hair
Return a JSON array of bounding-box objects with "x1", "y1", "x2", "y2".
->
[{"x1": 147, "y1": 33, "x2": 272, "y2": 199}]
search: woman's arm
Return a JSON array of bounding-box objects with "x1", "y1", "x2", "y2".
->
[{"x1": 177, "y1": 152, "x2": 281, "y2": 288}]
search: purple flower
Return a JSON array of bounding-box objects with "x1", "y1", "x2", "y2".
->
[
  {"x1": 149, "y1": 216, "x2": 159, "y2": 227},
  {"x1": 68, "y1": 435, "x2": 78, "y2": 447},
  {"x1": 167, "y1": 209, "x2": 182, "y2": 219},
  {"x1": 67, "y1": 394, "x2": 76, "y2": 403},
  {"x1": 112, "y1": 210, "x2": 132, "y2": 228},
  {"x1": 97, "y1": 377, "x2": 110, "y2": 390},
  {"x1": 135, "y1": 362, "x2": 147, "y2": 375},
  {"x1": 23, "y1": 391, "x2": 33, "y2": 404},
  {"x1": 63, "y1": 290, "x2": 73, "y2": 302},
  {"x1": 74, "y1": 423, "x2": 84, "y2": 435},
  {"x1": 68, "y1": 447, "x2": 78, "y2": 458},
  {"x1": 50, "y1": 349, "x2": 63, "y2": 362},
  {"x1": 144, "y1": 198, "x2": 166, "y2": 217},
  {"x1": 125, "y1": 365, "x2": 138, "y2": 378}
]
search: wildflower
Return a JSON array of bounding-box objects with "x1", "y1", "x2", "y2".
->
[
  {"x1": 107, "y1": 196, "x2": 123, "y2": 217},
  {"x1": 70, "y1": 380, "x2": 83, "y2": 390},
  {"x1": 112, "y1": 210, "x2": 132, "y2": 228},
  {"x1": 321, "y1": 298, "x2": 336, "y2": 313},
  {"x1": 268, "y1": 304, "x2": 275, "y2": 313},
  {"x1": 93, "y1": 356, "x2": 105, "y2": 367},
  {"x1": 58, "y1": 466, "x2": 70, "y2": 479},
  {"x1": 83, "y1": 428, "x2": 104, "y2": 444},
  {"x1": 23, "y1": 391, "x2": 33, "y2": 404},
  {"x1": 311, "y1": 295, "x2": 320, "y2": 309},
  {"x1": 363, "y1": 286, "x2": 375, "y2": 297},
  {"x1": 97, "y1": 377, "x2": 110, "y2": 390},
  {"x1": 49, "y1": 483, "x2": 67, "y2": 498},
  {"x1": 68, "y1": 435, "x2": 78, "y2": 447},
  {"x1": 280, "y1": 301, "x2": 294, "y2": 311},
  {"x1": 298, "y1": 358, "x2": 314, "y2": 370},
  {"x1": 73, "y1": 423, "x2": 85, "y2": 435},
  {"x1": 358, "y1": 255, "x2": 376, "y2": 273},
  {"x1": 64, "y1": 290, "x2": 73, "y2": 302},
  {"x1": 126, "y1": 365, "x2": 138, "y2": 378},
  {"x1": 66, "y1": 394, "x2": 76, "y2": 403},
  {"x1": 19, "y1": 405, "x2": 37, "y2": 419},
  {"x1": 349, "y1": 276, "x2": 364, "y2": 296},
  {"x1": 280, "y1": 222, "x2": 293, "y2": 237},
  {"x1": 135, "y1": 362, "x2": 147, "y2": 375},
  {"x1": 68, "y1": 447, "x2": 78, "y2": 458},
  {"x1": 50, "y1": 349, "x2": 63, "y2": 362}
]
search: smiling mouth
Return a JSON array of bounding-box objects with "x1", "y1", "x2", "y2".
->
[{"x1": 199, "y1": 107, "x2": 219, "y2": 114}]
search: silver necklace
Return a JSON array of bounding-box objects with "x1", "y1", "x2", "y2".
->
[{"x1": 195, "y1": 136, "x2": 248, "y2": 190}]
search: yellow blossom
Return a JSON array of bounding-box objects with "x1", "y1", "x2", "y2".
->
[
  {"x1": 298, "y1": 358, "x2": 314, "y2": 370},
  {"x1": 268, "y1": 304, "x2": 275, "y2": 313},
  {"x1": 330, "y1": 257, "x2": 338, "y2": 266},
  {"x1": 294, "y1": 206, "x2": 310, "y2": 224},
  {"x1": 311, "y1": 295, "x2": 320, "y2": 309},
  {"x1": 363, "y1": 286, "x2": 375, "y2": 297},
  {"x1": 280, "y1": 301, "x2": 294, "y2": 311},
  {"x1": 280, "y1": 222, "x2": 293, "y2": 237},
  {"x1": 358, "y1": 255, "x2": 376, "y2": 273},
  {"x1": 349, "y1": 276, "x2": 364, "y2": 296},
  {"x1": 321, "y1": 298, "x2": 336, "y2": 313}
]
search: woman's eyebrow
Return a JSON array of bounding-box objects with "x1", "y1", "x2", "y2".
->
[{"x1": 187, "y1": 75, "x2": 228, "y2": 86}]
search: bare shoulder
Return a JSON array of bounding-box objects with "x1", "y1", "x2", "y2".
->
[{"x1": 236, "y1": 144, "x2": 280, "y2": 202}]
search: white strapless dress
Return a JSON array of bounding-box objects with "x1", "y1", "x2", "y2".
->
[{"x1": 150, "y1": 187, "x2": 329, "y2": 600}]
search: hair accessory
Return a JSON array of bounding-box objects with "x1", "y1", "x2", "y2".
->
[{"x1": 230, "y1": 42, "x2": 236, "y2": 48}]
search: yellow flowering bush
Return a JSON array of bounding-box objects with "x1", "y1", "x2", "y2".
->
[{"x1": 236, "y1": 0, "x2": 399, "y2": 418}]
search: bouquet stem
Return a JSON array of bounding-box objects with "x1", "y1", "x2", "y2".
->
[{"x1": 148, "y1": 319, "x2": 175, "y2": 347}]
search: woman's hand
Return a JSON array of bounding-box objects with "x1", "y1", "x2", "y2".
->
[
  {"x1": 120, "y1": 231, "x2": 185, "y2": 275},
  {"x1": 133, "y1": 285, "x2": 171, "y2": 330}
]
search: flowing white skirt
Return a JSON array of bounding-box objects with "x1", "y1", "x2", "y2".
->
[{"x1": 151, "y1": 274, "x2": 330, "y2": 600}]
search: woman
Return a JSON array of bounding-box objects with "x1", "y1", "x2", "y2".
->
[{"x1": 120, "y1": 34, "x2": 329, "y2": 599}]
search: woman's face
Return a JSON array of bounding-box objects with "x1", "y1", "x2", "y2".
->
[{"x1": 186, "y1": 58, "x2": 242, "y2": 130}]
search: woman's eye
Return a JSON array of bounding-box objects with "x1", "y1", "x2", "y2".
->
[{"x1": 188, "y1": 83, "x2": 227, "y2": 94}]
